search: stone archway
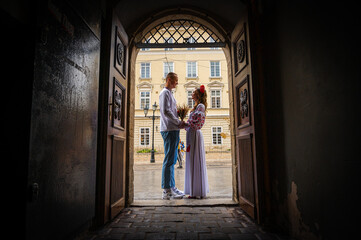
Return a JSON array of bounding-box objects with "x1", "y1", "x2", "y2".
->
[{"x1": 126, "y1": 9, "x2": 238, "y2": 206}]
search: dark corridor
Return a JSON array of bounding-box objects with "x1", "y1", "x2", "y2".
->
[{"x1": 1, "y1": 0, "x2": 360, "y2": 239}]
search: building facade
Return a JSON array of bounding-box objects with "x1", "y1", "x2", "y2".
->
[{"x1": 134, "y1": 44, "x2": 231, "y2": 154}]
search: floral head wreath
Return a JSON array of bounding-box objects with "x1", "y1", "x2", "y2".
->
[{"x1": 199, "y1": 85, "x2": 205, "y2": 94}]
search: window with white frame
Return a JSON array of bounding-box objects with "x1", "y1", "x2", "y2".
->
[
  {"x1": 187, "y1": 37, "x2": 195, "y2": 50},
  {"x1": 210, "y1": 61, "x2": 220, "y2": 77},
  {"x1": 140, "y1": 62, "x2": 151, "y2": 78},
  {"x1": 212, "y1": 127, "x2": 222, "y2": 145},
  {"x1": 211, "y1": 89, "x2": 221, "y2": 108},
  {"x1": 140, "y1": 91, "x2": 150, "y2": 109},
  {"x1": 163, "y1": 62, "x2": 174, "y2": 78},
  {"x1": 140, "y1": 127, "x2": 150, "y2": 146},
  {"x1": 187, "y1": 61, "x2": 197, "y2": 78},
  {"x1": 164, "y1": 37, "x2": 173, "y2": 51},
  {"x1": 187, "y1": 90, "x2": 195, "y2": 108}
]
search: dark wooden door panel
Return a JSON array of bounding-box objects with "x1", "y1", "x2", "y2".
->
[
  {"x1": 26, "y1": 1, "x2": 101, "y2": 238},
  {"x1": 110, "y1": 135, "x2": 126, "y2": 219},
  {"x1": 237, "y1": 134, "x2": 255, "y2": 219}
]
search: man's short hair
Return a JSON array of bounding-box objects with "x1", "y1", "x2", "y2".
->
[{"x1": 166, "y1": 72, "x2": 177, "y2": 81}]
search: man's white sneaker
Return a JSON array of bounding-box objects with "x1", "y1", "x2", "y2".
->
[
  {"x1": 170, "y1": 188, "x2": 184, "y2": 199},
  {"x1": 162, "y1": 189, "x2": 172, "y2": 200},
  {"x1": 162, "y1": 188, "x2": 184, "y2": 199},
  {"x1": 172, "y1": 187, "x2": 185, "y2": 196}
]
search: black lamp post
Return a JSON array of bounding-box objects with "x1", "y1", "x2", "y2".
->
[{"x1": 144, "y1": 102, "x2": 159, "y2": 163}]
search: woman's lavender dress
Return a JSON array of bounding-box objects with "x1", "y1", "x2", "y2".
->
[{"x1": 184, "y1": 104, "x2": 209, "y2": 197}]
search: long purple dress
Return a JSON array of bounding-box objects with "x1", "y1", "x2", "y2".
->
[{"x1": 184, "y1": 103, "x2": 209, "y2": 197}]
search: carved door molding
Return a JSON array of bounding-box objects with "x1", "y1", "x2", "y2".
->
[
  {"x1": 112, "y1": 78, "x2": 126, "y2": 130},
  {"x1": 233, "y1": 23, "x2": 248, "y2": 76},
  {"x1": 236, "y1": 75, "x2": 251, "y2": 129}
]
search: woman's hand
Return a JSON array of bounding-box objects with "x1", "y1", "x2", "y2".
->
[{"x1": 179, "y1": 121, "x2": 186, "y2": 129}]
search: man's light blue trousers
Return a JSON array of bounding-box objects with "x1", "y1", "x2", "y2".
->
[{"x1": 161, "y1": 130, "x2": 180, "y2": 189}]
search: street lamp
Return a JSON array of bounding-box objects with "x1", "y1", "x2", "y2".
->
[{"x1": 143, "y1": 102, "x2": 160, "y2": 163}]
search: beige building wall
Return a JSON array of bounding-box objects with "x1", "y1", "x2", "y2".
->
[{"x1": 134, "y1": 45, "x2": 231, "y2": 154}]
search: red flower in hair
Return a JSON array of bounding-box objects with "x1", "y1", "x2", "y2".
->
[{"x1": 200, "y1": 85, "x2": 205, "y2": 94}]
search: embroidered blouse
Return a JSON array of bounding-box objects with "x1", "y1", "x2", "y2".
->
[{"x1": 186, "y1": 104, "x2": 206, "y2": 131}]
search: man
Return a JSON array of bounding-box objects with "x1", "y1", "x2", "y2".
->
[{"x1": 159, "y1": 72, "x2": 186, "y2": 199}]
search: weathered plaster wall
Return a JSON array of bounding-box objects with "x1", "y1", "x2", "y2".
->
[
  {"x1": 223, "y1": 45, "x2": 239, "y2": 203},
  {"x1": 126, "y1": 44, "x2": 139, "y2": 205},
  {"x1": 261, "y1": 1, "x2": 361, "y2": 239}
]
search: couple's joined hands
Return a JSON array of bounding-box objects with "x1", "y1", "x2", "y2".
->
[{"x1": 179, "y1": 121, "x2": 189, "y2": 129}]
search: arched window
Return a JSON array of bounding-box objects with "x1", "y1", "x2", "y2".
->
[{"x1": 136, "y1": 19, "x2": 225, "y2": 49}]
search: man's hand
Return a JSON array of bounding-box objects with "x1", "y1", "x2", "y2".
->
[{"x1": 179, "y1": 121, "x2": 186, "y2": 129}]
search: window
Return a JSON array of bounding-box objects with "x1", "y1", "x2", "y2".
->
[
  {"x1": 140, "y1": 62, "x2": 151, "y2": 78},
  {"x1": 187, "y1": 37, "x2": 196, "y2": 50},
  {"x1": 141, "y1": 38, "x2": 150, "y2": 51},
  {"x1": 212, "y1": 127, "x2": 222, "y2": 145},
  {"x1": 164, "y1": 37, "x2": 173, "y2": 51},
  {"x1": 140, "y1": 128, "x2": 150, "y2": 146},
  {"x1": 163, "y1": 62, "x2": 174, "y2": 78},
  {"x1": 140, "y1": 91, "x2": 150, "y2": 109},
  {"x1": 210, "y1": 61, "x2": 220, "y2": 77},
  {"x1": 211, "y1": 90, "x2": 221, "y2": 108},
  {"x1": 209, "y1": 37, "x2": 218, "y2": 49},
  {"x1": 187, "y1": 61, "x2": 197, "y2": 78},
  {"x1": 187, "y1": 90, "x2": 195, "y2": 108}
]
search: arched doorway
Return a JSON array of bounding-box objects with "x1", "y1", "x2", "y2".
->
[
  {"x1": 127, "y1": 11, "x2": 235, "y2": 203},
  {"x1": 132, "y1": 18, "x2": 233, "y2": 202},
  {"x1": 96, "y1": 3, "x2": 269, "y2": 227}
]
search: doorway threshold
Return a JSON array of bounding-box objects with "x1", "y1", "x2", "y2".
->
[{"x1": 131, "y1": 198, "x2": 238, "y2": 207}]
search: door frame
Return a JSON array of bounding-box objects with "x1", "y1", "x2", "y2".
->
[{"x1": 95, "y1": 3, "x2": 270, "y2": 227}]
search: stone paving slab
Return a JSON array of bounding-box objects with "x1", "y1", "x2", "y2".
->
[{"x1": 80, "y1": 206, "x2": 293, "y2": 240}]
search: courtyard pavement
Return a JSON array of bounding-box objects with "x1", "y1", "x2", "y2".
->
[{"x1": 133, "y1": 152, "x2": 233, "y2": 201}]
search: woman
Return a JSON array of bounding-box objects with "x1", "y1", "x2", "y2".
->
[{"x1": 184, "y1": 85, "x2": 209, "y2": 199}]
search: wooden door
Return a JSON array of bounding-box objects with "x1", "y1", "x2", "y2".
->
[
  {"x1": 231, "y1": 11, "x2": 259, "y2": 220},
  {"x1": 26, "y1": 1, "x2": 101, "y2": 238},
  {"x1": 96, "y1": 8, "x2": 128, "y2": 225}
]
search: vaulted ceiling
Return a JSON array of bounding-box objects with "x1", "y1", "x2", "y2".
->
[{"x1": 114, "y1": 0, "x2": 247, "y2": 35}]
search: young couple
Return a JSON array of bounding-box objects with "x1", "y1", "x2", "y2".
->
[{"x1": 159, "y1": 72, "x2": 209, "y2": 200}]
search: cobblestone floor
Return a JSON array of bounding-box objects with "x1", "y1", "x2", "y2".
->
[
  {"x1": 78, "y1": 153, "x2": 292, "y2": 240},
  {"x1": 80, "y1": 206, "x2": 292, "y2": 240}
]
